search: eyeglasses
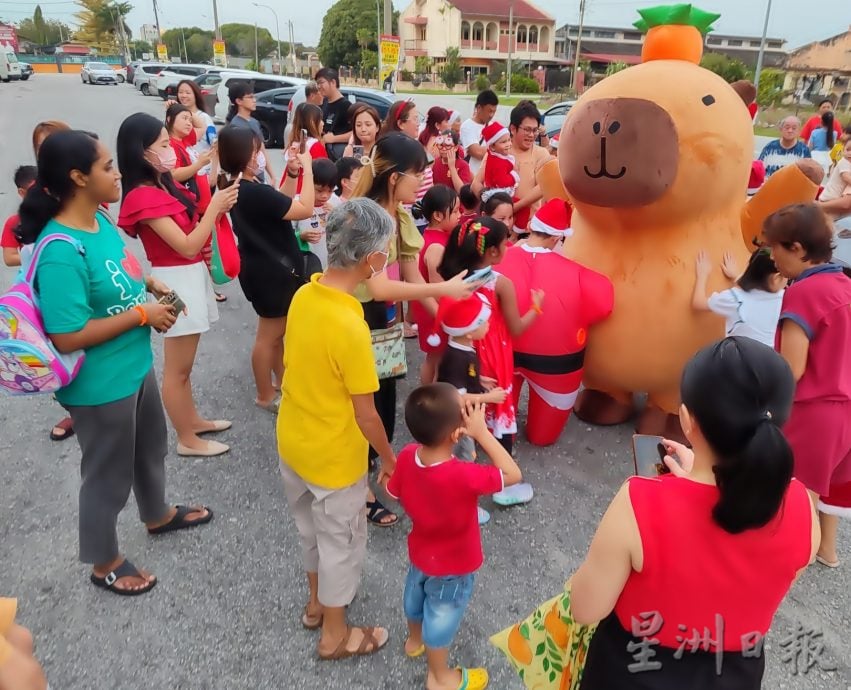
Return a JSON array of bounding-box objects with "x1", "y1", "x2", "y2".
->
[
  {"x1": 518, "y1": 125, "x2": 539, "y2": 135},
  {"x1": 399, "y1": 171, "x2": 425, "y2": 181}
]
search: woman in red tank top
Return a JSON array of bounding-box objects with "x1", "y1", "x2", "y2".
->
[{"x1": 570, "y1": 337, "x2": 818, "y2": 690}]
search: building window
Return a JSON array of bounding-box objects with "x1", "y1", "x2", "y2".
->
[
  {"x1": 727, "y1": 39, "x2": 743, "y2": 46},
  {"x1": 707, "y1": 36, "x2": 722, "y2": 45},
  {"x1": 529, "y1": 25, "x2": 539, "y2": 48},
  {"x1": 472, "y1": 22, "x2": 483, "y2": 41},
  {"x1": 750, "y1": 40, "x2": 762, "y2": 47},
  {"x1": 623, "y1": 31, "x2": 642, "y2": 41},
  {"x1": 461, "y1": 21, "x2": 470, "y2": 41},
  {"x1": 517, "y1": 25, "x2": 528, "y2": 44},
  {"x1": 768, "y1": 40, "x2": 782, "y2": 49},
  {"x1": 595, "y1": 30, "x2": 615, "y2": 38},
  {"x1": 580, "y1": 29, "x2": 592, "y2": 37}
]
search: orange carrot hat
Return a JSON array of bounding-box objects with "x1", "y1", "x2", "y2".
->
[{"x1": 634, "y1": 4, "x2": 721, "y2": 64}]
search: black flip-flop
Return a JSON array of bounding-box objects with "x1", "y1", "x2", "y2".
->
[
  {"x1": 90, "y1": 559, "x2": 157, "y2": 596},
  {"x1": 49, "y1": 417, "x2": 75, "y2": 442},
  {"x1": 366, "y1": 498, "x2": 398, "y2": 527},
  {"x1": 147, "y1": 505, "x2": 214, "y2": 535},
  {"x1": 214, "y1": 292, "x2": 228, "y2": 303}
]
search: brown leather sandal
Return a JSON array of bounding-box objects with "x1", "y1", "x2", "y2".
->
[{"x1": 318, "y1": 626, "x2": 388, "y2": 661}]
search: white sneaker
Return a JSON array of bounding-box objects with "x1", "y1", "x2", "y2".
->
[
  {"x1": 477, "y1": 506, "x2": 491, "y2": 525},
  {"x1": 492, "y1": 483, "x2": 534, "y2": 507}
]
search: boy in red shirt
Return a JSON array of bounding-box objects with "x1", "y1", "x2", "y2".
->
[
  {"x1": 386, "y1": 384, "x2": 521, "y2": 690},
  {"x1": 2, "y1": 166, "x2": 37, "y2": 268}
]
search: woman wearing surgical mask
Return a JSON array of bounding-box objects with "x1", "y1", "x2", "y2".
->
[
  {"x1": 116, "y1": 113, "x2": 239, "y2": 458},
  {"x1": 351, "y1": 133, "x2": 479, "y2": 527}
]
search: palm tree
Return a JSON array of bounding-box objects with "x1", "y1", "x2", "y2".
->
[{"x1": 75, "y1": 0, "x2": 133, "y2": 54}]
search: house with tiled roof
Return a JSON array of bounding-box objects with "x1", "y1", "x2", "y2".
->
[
  {"x1": 399, "y1": 0, "x2": 559, "y2": 77},
  {"x1": 783, "y1": 27, "x2": 851, "y2": 111}
]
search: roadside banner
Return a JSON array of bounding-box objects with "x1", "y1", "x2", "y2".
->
[
  {"x1": 213, "y1": 40, "x2": 227, "y2": 67},
  {"x1": 156, "y1": 43, "x2": 168, "y2": 61},
  {"x1": 379, "y1": 34, "x2": 400, "y2": 93}
]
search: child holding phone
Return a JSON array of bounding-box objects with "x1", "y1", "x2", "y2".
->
[
  {"x1": 294, "y1": 159, "x2": 340, "y2": 269},
  {"x1": 436, "y1": 218, "x2": 543, "y2": 500}
]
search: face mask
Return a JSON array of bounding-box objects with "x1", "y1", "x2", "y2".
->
[
  {"x1": 368, "y1": 250, "x2": 389, "y2": 277},
  {"x1": 146, "y1": 146, "x2": 177, "y2": 173},
  {"x1": 256, "y1": 151, "x2": 267, "y2": 170}
]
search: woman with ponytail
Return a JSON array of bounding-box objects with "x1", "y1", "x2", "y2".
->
[
  {"x1": 116, "y1": 113, "x2": 239, "y2": 458},
  {"x1": 566, "y1": 337, "x2": 818, "y2": 689},
  {"x1": 20, "y1": 129, "x2": 213, "y2": 594}
]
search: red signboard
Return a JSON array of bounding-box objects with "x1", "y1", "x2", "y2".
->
[{"x1": 0, "y1": 23, "x2": 18, "y2": 52}]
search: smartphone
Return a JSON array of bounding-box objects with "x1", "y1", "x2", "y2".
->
[
  {"x1": 352, "y1": 145, "x2": 364, "y2": 159},
  {"x1": 463, "y1": 266, "x2": 494, "y2": 284},
  {"x1": 632, "y1": 434, "x2": 671, "y2": 477},
  {"x1": 299, "y1": 129, "x2": 308, "y2": 154},
  {"x1": 158, "y1": 290, "x2": 186, "y2": 315}
]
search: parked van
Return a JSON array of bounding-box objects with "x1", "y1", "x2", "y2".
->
[{"x1": 0, "y1": 45, "x2": 22, "y2": 82}]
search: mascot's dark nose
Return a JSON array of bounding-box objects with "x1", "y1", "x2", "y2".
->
[{"x1": 560, "y1": 97, "x2": 679, "y2": 208}]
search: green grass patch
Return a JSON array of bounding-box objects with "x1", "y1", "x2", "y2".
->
[{"x1": 754, "y1": 126, "x2": 776, "y2": 137}]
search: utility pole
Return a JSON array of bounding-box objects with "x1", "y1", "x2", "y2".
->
[
  {"x1": 152, "y1": 0, "x2": 161, "y2": 39},
  {"x1": 288, "y1": 20, "x2": 297, "y2": 76},
  {"x1": 180, "y1": 27, "x2": 188, "y2": 62},
  {"x1": 753, "y1": 0, "x2": 773, "y2": 92},
  {"x1": 254, "y1": 3, "x2": 281, "y2": 73},
  {"x1": 254, "y1": 22, "x2": 259, "y2": 67},
  {"x1": 506, "y1": 1, "x2": 514, "y2": 97},
  {"x1": 572, "y1": 0, "x2": 586, "y2": 93},
  {"x1": 383, "y1": 0, "x2": 391, "y2": 36},
  {"x1": 376, "y1": 0, "x2": 382, "y2": 87},
  {"x1": 212, "y1": 0, "x2": 221, "y2": 40}
]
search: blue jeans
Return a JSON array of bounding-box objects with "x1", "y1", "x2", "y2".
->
[{"x1": 403, "y1": 565, "x2": 476, "y2": 649}]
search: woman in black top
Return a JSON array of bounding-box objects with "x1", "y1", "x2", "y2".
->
[{"x1": 217, "y1": 126, "x2": 314, "y2": 411}]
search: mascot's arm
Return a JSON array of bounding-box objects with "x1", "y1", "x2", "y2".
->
[
  {"x1": 741, "y1": 160, "x2": 822, "y2": 250},
  {"x1": 570, "y1": 483, "x2": 639, "y2": 626}
]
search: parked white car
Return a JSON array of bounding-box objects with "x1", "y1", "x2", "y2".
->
[
  {"x1": 0, "y1": 45, "x2": 21, "y2": 81},
  {"x1": 150, "y1": 63, "x2": 225, "y2": 99},
  {"x1": 213, "y1": 73, "x2": 307, "y2": 123},
  {"x1": 81, "y1": 62, "x2": 119, "y2": 85},
  {"x1": 134, "y1": 62, "x2": 169, "y2": 95}
]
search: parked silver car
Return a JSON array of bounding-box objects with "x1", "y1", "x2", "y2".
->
[
  {"x1": 81, "y1": 62, "x2": 119, "y2": 85},
  {"x1": 134, "y1": 62, "x2": 170, "y2": 95}
]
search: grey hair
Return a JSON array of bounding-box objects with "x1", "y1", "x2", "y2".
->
[
  {"x1": 779, "y1": 116, "x2": 801, "y2": 128},
  {"x1": 326, "y1": 198, "x2": 394, "y2": 269},
  {"x1": 305, "y1": 81, "x2": 320, "y2": 97}
]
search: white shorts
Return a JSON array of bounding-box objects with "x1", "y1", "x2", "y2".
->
[{"x1": 150, "y1": 262, "x2": 219, "y2": 338}]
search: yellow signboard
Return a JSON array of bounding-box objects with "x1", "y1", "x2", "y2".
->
[
  {"x1": 213, "y1": 40, "x2": 227, "y2": 67},
  {"x1": 156, "y1": 43, "x2": 168, "y2": 62},
  {"x1": 379, "y1": 34, "x2": 400, "y2": 92}
]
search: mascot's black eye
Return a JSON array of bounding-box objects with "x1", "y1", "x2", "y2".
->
[{"x1": 702, "y1": 94, "x2": 716, "y2": 106}]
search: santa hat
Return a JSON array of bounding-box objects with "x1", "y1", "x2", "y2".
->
[
  {"x1": 427, "y1": 294, "x2": 492, "y2": 347},
  {"x1": 819, "y1": 481, "x2": 851, "y2": 519},
  {"x1": 548, "y1": 133, "x2": 560, "y2": 150},
  {"x1": 529, "y1": 199, "x2": 573, "y2": 236},
  {"x1": 482, "y1": 121, "x2": 510, "y2": 147},
  {"x1": 447, "y1": 109, "x2": 460, "y2": 125},
  {"x1": 748, "y1": 160, "x2": 765, "y2": 196}
]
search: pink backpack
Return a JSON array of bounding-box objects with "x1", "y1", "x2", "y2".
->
[{"x1": 0, "y1": 233, "x2": 85, "y2": 395}]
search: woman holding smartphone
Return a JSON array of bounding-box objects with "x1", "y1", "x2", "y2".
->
[
  {"x1": 282, "y1": 103, "x2": 327, "y2": 190},
  {"x1": 19, "y1": 129, "x2": 214, "y2": 594},
  {"x1": 217, "y1": 125, "x2": 315, "y2": 411},
  {"x1": 343, "y1": 104, "x2": 381, "y2": 160},
  {"x1": 117, "y1": 113, "x2": 239, "y2": 458}
]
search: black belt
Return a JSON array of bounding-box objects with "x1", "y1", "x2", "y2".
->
[{"x1": 514, "y1": 350, "x2": 585, "y2": 375}]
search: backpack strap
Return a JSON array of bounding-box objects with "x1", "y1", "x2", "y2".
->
[{"x1": 24, "y1": 233, "x2": 85, "y2": 284}]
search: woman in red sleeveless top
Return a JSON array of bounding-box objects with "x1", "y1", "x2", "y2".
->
[{"x1": 571, "y1": 337, "x2": 818, "y2": 690}]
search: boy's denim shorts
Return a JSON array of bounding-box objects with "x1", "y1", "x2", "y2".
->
[{"x1": 403, "y1": 564, "x2": 476, "y2": 648}]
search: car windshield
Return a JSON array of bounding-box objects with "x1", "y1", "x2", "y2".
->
[
  {"x1": 7, "y1": 53, "x2": 18, "y2": 63},
  {"x1": 89, "y1": 63, "x2": 110, "y2": 70}
]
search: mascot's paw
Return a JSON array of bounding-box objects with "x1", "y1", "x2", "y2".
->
[
  {"x1": 796, "y1": 159, "x2": 825, "y2": 187},
  {"x1": 574, "y1": 389, "x2": 635, "y2": 426},
  {"x1": 637, "y1": 405, "x2": 689, "y2": 446}
]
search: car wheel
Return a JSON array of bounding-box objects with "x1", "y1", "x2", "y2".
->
[
  {"x1": 117, "y1": 74, "x2": 125, "y2": 83},
  {"x1": 141, "y1": 83, "x2": 150, "y2": 95},
  {"x1": 21, "y1": 75, "x2": 29, "y2": 81}
]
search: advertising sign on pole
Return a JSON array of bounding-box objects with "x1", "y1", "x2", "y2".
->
[
  {"x1": 212, "y1": 40, "x2": 227, "y2": 67},
  {"x1": 156, "y1": 43, "x2": 168, "y2": 62},
  {"x1": 379, "y1": 34, "x2": 400, "y2": 93}
]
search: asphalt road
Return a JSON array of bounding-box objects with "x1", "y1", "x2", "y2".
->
[{"x1": 0, "y1": 75, "x2": 848, "y2": 690}]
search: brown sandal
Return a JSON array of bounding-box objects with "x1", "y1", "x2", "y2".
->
[
  {"x1": 318, "y1": 626, "x2": 388, "y2": 661},
  {"x1": 302, "y1": 605, "x2": 323, "y2": 630}
]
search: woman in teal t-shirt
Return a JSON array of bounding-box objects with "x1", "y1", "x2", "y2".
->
[{"x1": 17, "y1": 129, "x2": 215, "y2": 595}]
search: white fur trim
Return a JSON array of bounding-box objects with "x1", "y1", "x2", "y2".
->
[
  {"x1": 818, "y1": 500, "x2": 851, "y2": 518},
  {"x1": 530, "y1": 215, "x2": 568, "y2": 236},
  {"x1": 520, "y1": 376, "x2": 580, "y2": 410},
  {"x1": 442, "y1": 303, "x2": 491, "y2": 336},
  {"x1": 426, "y1": 333, "x2": 441, "y2": 347}
]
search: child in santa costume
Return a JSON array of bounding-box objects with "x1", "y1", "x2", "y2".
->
[
  {"x1": 481, "y1": 121, "x2": 530, "y2": 235},
  {"x1": 499, "y1": 199, "x2": 615, "y2": 446}
]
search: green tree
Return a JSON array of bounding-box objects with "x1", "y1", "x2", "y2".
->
[
  {"x1": 74, "y1": 0, "x2": 132, "y2": 54},
  {"x1": 756, "y1": 68, "x2": 786, "y2": 107},
  {"x1": 131, "y1": 39, "x2": 152, "y2": 56},
  {"x1": 604, "y1": 61, "x2": 629, "y2": 77},
  {"x1": 441, "y1": 46, "x2": 462, "y2": 90},
  {"x1": 161, "y1": 27, "x2": 214, "y2": 62},
  {"x1": 700, "y1": 53, "x2": 751, "y2": 83},
  {"x1": 318, "y1": 0, "x2": 398, "y2": 68},
  {"x1": 16, "y1": 6, "x2": 72, "y2": 46},
  {"x1": 414, "y1": 55, "x2": 432, "y2": 75},
  {"x1": 220, "y1": 22, "x2": 276, "y2": 59}
]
